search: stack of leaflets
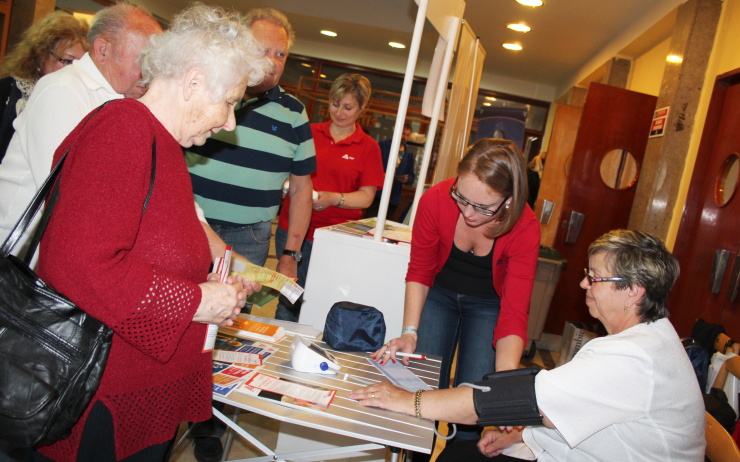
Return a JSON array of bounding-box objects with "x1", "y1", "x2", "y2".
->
[
  {"x1": 330, "y1": 218, "x2": 412, "y2": 244},
  {"x1": 236, "y1": 372, "x2": 337, "y2": 412},
  {"x1": 212, "y1": 333, "x2": 275, "y2": 366},
  {"x1": 219, "y1": 316, "x2": 286, "y2": 343}
]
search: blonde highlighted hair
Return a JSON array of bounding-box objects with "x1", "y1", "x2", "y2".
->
[{"x1": 1, "y1": 10, "x2": 88, "y2": 81}]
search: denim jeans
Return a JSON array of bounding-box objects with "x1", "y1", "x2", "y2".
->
[
  {"x1": 273, "y1": 226, "x2": 313, "y2": 322},
  {"x1": 417, "y1": 283, "x2": 500, "y2": 442},
  {"x1": 210, "y1": 221, "x2": 272, "y2": 314}
]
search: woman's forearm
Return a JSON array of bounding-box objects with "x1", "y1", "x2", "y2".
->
[
  {"x1": 403, "y1": 281, "x2": 429, "y2": 330},
  {"x1": 495, "y1": 335, "x2": 525, "y2": 371}
]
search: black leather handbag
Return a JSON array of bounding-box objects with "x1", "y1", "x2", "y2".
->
[{"x1": 0, "y1": 104, "x2": 155, "y2": 447}]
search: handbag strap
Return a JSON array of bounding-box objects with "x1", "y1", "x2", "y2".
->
[
  {"x1": 0, "y1": 100, "x2": 157, "y2": 260},
  {"x1": 20, "y1": 138, "x2": 157, "y2": 265}
]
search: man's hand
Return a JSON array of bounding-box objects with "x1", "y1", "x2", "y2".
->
[{"x1": 276, "y1": 254, "x2": 298, "y2": 279}]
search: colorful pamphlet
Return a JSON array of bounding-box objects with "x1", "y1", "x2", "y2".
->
[{"x1": 219, "y1": 316, "x2": 286, "y2": 343}]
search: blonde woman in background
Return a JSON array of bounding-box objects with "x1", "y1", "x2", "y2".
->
[
  {"x1": 275, "y1": 73, "x2": 385, "y2": 321},
  {"x1": 0, "y1": 10, "x2": 89, "y2": 159}
]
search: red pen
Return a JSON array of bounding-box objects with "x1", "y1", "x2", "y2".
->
[{"x1": 395, "y1": 352, "x2": 426, "y2": 360}]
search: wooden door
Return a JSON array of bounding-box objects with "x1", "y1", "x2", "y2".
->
[
  {"x1": 543, "y1": 82, "x2": 657, "y2": 334},
  {"x1": 671, "y1": 69, "x2": 740, "y2": 339}
]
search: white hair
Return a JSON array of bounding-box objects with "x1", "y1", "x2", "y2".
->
[{"x1": 138, "y1": 3, "x2": 269, "y2": 100}]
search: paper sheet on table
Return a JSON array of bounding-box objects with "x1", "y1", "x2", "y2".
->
[
  {"x1": 230, "y1": 255, "x2": 303, "y2": 303},
  {"x1": 369, "y1": 358, "x2": 432, "y2": 392}
]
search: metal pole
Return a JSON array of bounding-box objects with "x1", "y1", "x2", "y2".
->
[{"x1": 373, "y1": 0, "x2": 430, "y2": 240}]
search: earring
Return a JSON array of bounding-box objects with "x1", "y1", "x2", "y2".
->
[
  {"x1": 505, "y1": 203, "x2": 510, "y2": 209},
  {"x1": 623, "y1": 307, "x2": 629, "y2": 312}
]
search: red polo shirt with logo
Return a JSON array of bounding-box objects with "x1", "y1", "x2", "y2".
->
[{"x1": 278, "y1": 121, "x2": 384, "y2": 241}]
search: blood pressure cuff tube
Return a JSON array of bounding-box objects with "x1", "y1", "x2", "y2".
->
[{"x1": 472, "y1": 367, "x2": 543, "y2": 427}]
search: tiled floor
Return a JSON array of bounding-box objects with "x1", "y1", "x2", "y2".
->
[{"x1": 170, "y1": 222, "x2": 560, "y2": 462}]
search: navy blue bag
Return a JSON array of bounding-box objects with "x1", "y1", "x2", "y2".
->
[
  {"x1": 682, "y1": 337, "x2": 710, "y2": 391},
  {"x1": 323, "y1": 301, "x2": 386, "y2": 352}
]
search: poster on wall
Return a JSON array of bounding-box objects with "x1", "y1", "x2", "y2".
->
[
  {"x1": 649, "y1": 106, "x2": 669, "y2": 138},
  {"x1": 473, "y1": 107, "x2": 527, "y2": 150}
]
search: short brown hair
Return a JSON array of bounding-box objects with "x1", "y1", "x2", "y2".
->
[
  {"x1": 1, "y1": 10, "x2": 89, "y2": 81},
  {"x1": 329, "y1": 73, "x2": 372, "y2": 109},
  {"x1": 457, "y1": 138, "x2": 528, "y2": 238}
]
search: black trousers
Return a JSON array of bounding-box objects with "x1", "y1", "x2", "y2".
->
[
  {"x1": 437, "y1": 439, "x2": 533, "y2": 462},
  {"x1": 30, "y1": 401, "x2": 177, "y2": 462}
]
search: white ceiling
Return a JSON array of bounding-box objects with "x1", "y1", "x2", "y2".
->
[{"x1": 64, "y1": 0, "x2": 686, "y2": 101}]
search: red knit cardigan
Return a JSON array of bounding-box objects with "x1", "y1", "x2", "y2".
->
[
  {"x1": 37, "y1": 99, "x2": 213, "y2": 460},
  {"x1": 406, "y1": 177, "x2": 541, "y2": 346}
]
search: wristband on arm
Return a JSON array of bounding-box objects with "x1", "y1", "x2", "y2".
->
[{"x1": 465, "y1": 367, "x2": 543, "y2": 427}]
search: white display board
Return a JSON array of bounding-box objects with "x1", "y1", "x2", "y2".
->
[{"x1": 298, "y1": 228, "x2": 410, "y2": 342}]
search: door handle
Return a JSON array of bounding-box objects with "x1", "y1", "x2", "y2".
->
[
  {"x1": 709, "y1": 249, "x2": 731, "y2": 294},
  {"x1": 564, "y1": 211, "x2": 585, "y2": 245},
  {"x1": 726, "y1": 254, "x2": 740, "y2": 303}
]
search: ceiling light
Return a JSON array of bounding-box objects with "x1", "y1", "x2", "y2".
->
[
  {"x1": 301, "y1": 63, "x2": 312, "y2": 68},
  {"x1": 320, "y1": 30, "x2": 337, "y2": 37},
  {"x1": 388, "y1": 42, "x2": 406, "y2": 49},
  {"x1": 666, "y1": 54, "x2": 683, "y2": 64},
  {"x1": 485, "y1": 96, "x2": 497, "y2": 101},
  {"x1": 507, "y1": 23, "x2": 531, "y2": 33},
  {"x1": 503, "y1": 43, "x2": 523, "y2": 51},
  {"x1": 516, "y1": 0, "x2": 543, "y2": 6},
  {"x1": 320, "y1": 74, "x2": 327, "y2": 78},
  {"x1": 483, "y1": 102, "x2": 492, "y2": 107}
]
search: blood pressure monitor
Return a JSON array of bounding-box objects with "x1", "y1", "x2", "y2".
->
[{"x1": 290, "y1": 335, "x2": 341, "y2": 375}]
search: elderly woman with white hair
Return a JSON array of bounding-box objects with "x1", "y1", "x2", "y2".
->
[{"x1": 33, "y1": 4, "x2": 268, "y2": 461}]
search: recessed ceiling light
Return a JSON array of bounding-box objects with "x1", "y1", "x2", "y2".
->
[
  {"x1": 507, "y1": 23, "x2": 531, "y2": 33},
  {"x1": 485, "y1": 96, "x2": 497, "y2": 101},
  {"x1": 388, "y1": 42, "x2": 406, "y2": 49},
  {"x1": 503, "y1": 43, "x2": 523, "y2": 51},
  {"x1": 320, "y1": 74, "x2": 327, "y2": 78},
  {"x1": 666, "y1": 54, "x2": 683, "y2": 63},
  {"x1": 516, "y1": 0, "x2": 543, "y2": 6},
  {"x1": 483, "y1": 102, "x2": 492, "y2": 107},
  {"x1": 301, "y1": 63, "x2": 312, "y2": 68},
  {"x1": 320, "y1": 30, "x2": 337, "y2": 37}
]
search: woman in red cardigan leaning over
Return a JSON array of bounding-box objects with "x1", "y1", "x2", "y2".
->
[{"x1": 375, "y1": 138, "x2": 540, "y2": 443}]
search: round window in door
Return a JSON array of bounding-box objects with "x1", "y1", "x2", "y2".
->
[
  {"x1": 715, "y1": 153, "x2": 739, "y2": 207},
  {"x1": 599, "y1": 148, "x2": 639, "y2": 190}
]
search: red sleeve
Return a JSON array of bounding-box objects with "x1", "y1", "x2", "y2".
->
[
  {"x1": 39, "y1": 102, "x2": 203, "y2": 363},
  {"x1": 406, "y1": 180, "x2": 457, "y2": 286},
  {"x1": 492, "y1": 207, "x2": 541, "y2": 346},
  {"x1": 358, "y1": 136, "x2": 385, "y2": 188}
]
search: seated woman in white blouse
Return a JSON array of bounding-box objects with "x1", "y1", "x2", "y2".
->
[{"x1": 350, "y1": 229, "x2": 706, "y2": 462}]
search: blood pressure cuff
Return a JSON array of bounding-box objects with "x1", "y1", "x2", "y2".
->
[{"x1": 472, "y1": 367, "x2": 543, "y2": 427}]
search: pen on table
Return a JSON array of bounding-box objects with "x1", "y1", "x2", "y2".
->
[{"x1": 394, "y1": 352, "x2": 426, "y2": 360}]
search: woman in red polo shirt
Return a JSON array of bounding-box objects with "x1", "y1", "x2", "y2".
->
[{"x1": 275, "y1": 73, "x2": 385, "y2": 321}]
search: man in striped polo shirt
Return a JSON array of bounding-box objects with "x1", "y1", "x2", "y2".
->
[
  {"x1": 187, "y1": 8, "x2": 315, "y2": 300},
  {"x1": 185, "y1": 8, "x2": 315, "y2": 462}
]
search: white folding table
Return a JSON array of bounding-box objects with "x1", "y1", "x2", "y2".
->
[{"x1": 212, "y1": 332, "x2": 440, "y2": 462}]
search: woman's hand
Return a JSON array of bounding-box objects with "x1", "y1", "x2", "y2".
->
[
  {"x1": 477, "y1": 428, "x2": 524, "y2": 458},
  {"x1": 193, "y1": 274, "x2": 252, "y2": 326},
  {"x1": 371, "y1": 333, "x2": 418, "y2": 366},
  {"x1": 313, "y1": 191, "x2": 339, "y2": 211},
  {"x1": 348, "y1": 381, "x2": 415, "y2": 415}
]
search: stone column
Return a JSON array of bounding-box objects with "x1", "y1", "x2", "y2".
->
[{"x1": 628, "y1": 0, "x2": 722, "y2": 236}]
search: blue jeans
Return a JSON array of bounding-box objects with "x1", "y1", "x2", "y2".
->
[
  {"x1": 210, "y1": 221, "x2": 272, "y2": 314},
  {"x1": 417, "y1": 284, "x2": 500, "y2": 442},
  {"x1": 273, "y1": 226, "x2": 313, "y2": 321}
]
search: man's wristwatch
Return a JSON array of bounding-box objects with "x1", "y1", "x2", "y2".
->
[{"x1": 282, "y1": 249, "x2": 302, "y2": 262}]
